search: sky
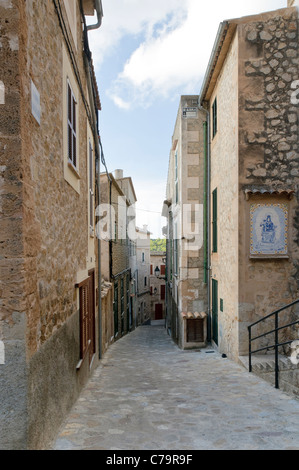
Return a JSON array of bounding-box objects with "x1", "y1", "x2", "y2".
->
[{"x1": 87, "y1": 0, "x2": 287, "y2": 238}]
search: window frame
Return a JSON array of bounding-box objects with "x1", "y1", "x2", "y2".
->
[{"x1": 67, "y1": 79, "x2": 77, "y2": 169}]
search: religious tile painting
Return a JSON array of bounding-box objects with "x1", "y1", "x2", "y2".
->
[{"x1": 250, "y1": 203, "x2": 288, "y2": 256}]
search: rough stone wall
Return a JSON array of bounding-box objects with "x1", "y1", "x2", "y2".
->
[
  {"x1": 1, "y1": 0, "x2": 100, "y2": 449},
  {"x1": 0, "y1": 0, "x2": 28, "y2": 450},
  {"x1": 179, "y1": 97, "x2": 207, "y2": 317},
  {"x1": 238, "y1": 8, "x2": 299, "y2": 355},
  {"x1": 164, "y1": 96, "x2": 207, "y2": 348},
  {"x1": 111, "y1": 181, "x2": 129, "y2": 276},
  {"x1": 136, "y1": 230, "x2": 151, "y2": 323}
]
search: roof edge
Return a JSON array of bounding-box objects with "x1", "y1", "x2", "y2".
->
[{"x1": 199, "y1": 7, "x2": 297, "y2": 105}]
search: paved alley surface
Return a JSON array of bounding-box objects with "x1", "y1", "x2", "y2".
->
[{"x1": 52, "y1": 326, "x2": 299, "y2": 450}]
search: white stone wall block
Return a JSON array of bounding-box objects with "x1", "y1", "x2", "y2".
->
[
  {"x1": 0, "y1": 81, "x2": 4, "y2": 104},
  {"x1": 0, "y1": 341, "x2": 5, "y2": 365}
]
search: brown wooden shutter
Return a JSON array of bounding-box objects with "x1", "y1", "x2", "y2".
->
[
  {"x1": 80, "y1": 283, "x2": 89, "y2": 358},
  {"x1": 160, "y1": 264, "x2": 166, "y2": 276},
  {"x1": 187, "y1": 319, "x2": 204, "y2": 343},
  {"x1": 160, "y1": 284, "x2": 165, "y2": 300},
  {"x1": 79, "y1": 272, "x2": 95, "y2": 363}
]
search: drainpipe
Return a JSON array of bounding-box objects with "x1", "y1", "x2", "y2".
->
[
  {"x1": 87, "y1": 0, "x2": 103, "y2": 31},
  {"x1": 199, "y1": 105, "x2": 211, "y2": 343}
]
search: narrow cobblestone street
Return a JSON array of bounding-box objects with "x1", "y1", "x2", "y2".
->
[{"x1": 52, "y1": 326, "x2": 299, "y2": 450}]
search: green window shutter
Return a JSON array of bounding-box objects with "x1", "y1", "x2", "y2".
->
[
  {"x1": 212, "y1": 188, "x2": 218, "y2": 253},
  {"x1": 114, "y1": 282, "x2": 119, "y2": 336},
  {"x1": 212, "y1": 98, "x2": 217, "y2": 138},
  {"x1": 212, "y1": 279, "x2": 218, "y2": 345}
]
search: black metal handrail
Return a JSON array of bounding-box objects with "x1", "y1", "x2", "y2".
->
[{"x1": 248, "y1": 299, "x2": 299, "y2": 389}]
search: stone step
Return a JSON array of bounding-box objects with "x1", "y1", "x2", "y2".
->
[
  {"x1": 239, "y1": 354, "x2": 298, "y2": 372},
  {"x1": 239, "y1": 354, "x2": 299, "y2": 400}
]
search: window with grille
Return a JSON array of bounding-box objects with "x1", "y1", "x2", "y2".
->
[{"x1": 67, "y1": 80, "x2": 77, "y2": 168}]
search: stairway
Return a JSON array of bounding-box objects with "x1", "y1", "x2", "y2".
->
[{"x1": 239, "y1": 354, "x2": 299, "y2": 399}]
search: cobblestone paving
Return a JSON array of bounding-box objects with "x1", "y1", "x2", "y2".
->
[{"x1": 52, "y1": 326, "x2": 299, "y2": 450}]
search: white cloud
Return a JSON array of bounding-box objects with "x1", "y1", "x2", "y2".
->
[
  {"x1": 89, "y1": 0, "x2": 287, "y2": 109},
  {"x1": 87, "y1": 0, "x2": 186, "y2": 66}
]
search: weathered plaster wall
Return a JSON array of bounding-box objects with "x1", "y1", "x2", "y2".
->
[
  {"x1": 210, "y1": 33, "x2": 239, "y2": 359},
  {"x1": 238, "y1": 8, "x2": 299, "y2": 355}
]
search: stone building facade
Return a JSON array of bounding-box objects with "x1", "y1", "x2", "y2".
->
[
  {"x1": 100, "y1": 170, "x2": 137, "y2": 341},
  {"x1": 136, "y1": 226, "x2": 151, "y2": 324},
  {"x1": 163, "y1": 96, "x2": 208, "y2": 349},
  {"x1": 199, "y1": 5, "x2": 299, "y2": 360},
  {"x1": 150, "y1": 252, "x2": 166, "y2": 324},
  {"x1": 0, "y1": 0, "x2": 103, "y2": 450}
]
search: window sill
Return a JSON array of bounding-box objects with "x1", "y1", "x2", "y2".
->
[
  {"x1": 249, "y1": 255, "x2": 289, "y2": 260},
  {"x1": 68, "y1": 161, "x2": 80, "y2": 179}
]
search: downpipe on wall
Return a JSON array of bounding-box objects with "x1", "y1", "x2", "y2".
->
[{"x1": 199, "y1": 104, "x2": 211, "y2": 343}]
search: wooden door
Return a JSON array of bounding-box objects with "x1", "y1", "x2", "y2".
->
[
  {"x1": 88, "y1": 270, "x2": 95, "y2": 364},
  {"x1": 155, "y1": 304, "x2": 163, "y2": 320},
  {"x1": 212, "y1": 279, "x2": 218, "y2": 345}
]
